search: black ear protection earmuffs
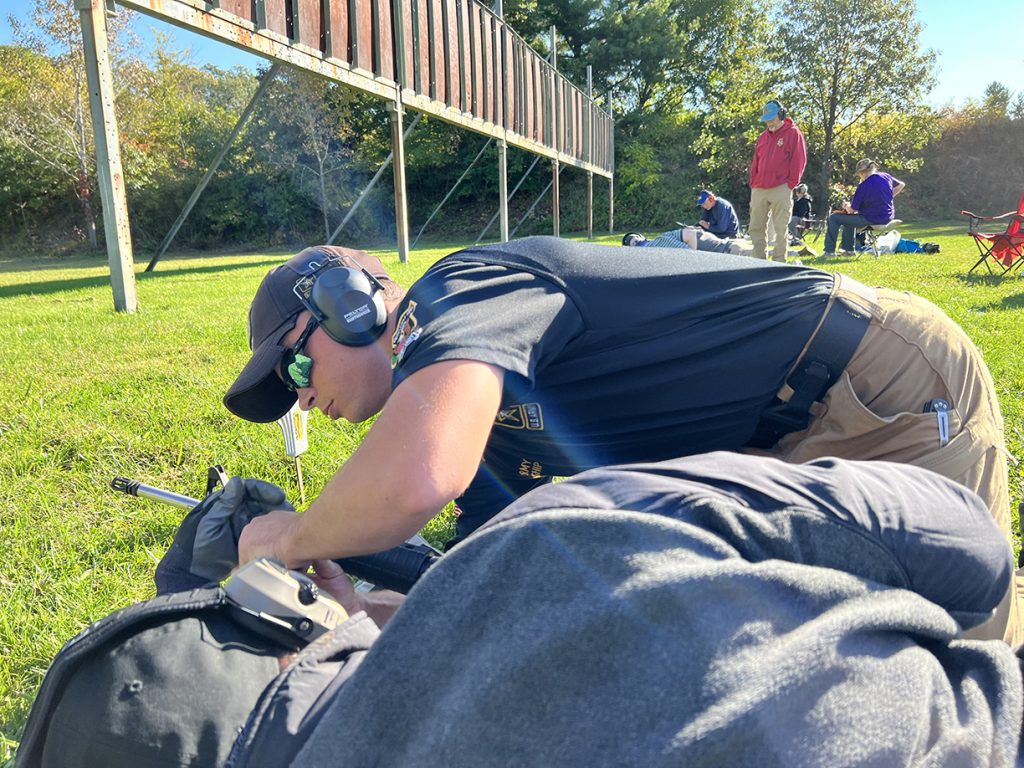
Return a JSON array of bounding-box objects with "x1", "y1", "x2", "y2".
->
[
  {"x1": 292, "y1": 248, "x2": 388, "y2": 347},
  {"x1": 767, "y1": 99, "x2": 788, "y2": 120}
]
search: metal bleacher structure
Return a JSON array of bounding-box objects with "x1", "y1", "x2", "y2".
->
[{"x1": 76, "y1": 0, "x2": 616, "y2": 311}]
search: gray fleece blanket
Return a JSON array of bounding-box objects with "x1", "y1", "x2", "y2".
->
[{"x1": 294, "y1": 454, "x2": 1023, "y2": 767}]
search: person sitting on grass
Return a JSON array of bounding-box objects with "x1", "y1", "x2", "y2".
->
[
  {"x1": 823, "y1": 159, "x2": 905, "y2": 257},
  {"x1": 697, "y1": 189, "x2": 741, "y2": 238},
  {"x1": 789, "y1": 183, "x2": 814, "y2": 242}
]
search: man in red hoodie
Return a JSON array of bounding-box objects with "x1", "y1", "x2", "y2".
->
[{"x1": 749, "y1": 100, "x2": 807, "y2": 263}]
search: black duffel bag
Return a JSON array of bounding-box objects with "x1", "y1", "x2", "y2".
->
[{"x1": 16, "y1": 582, "x2": 379, "y2": 768}]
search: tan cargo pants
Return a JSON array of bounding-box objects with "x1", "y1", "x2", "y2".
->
[
  {"x1": 749, "y1": 183, "x2": 793, "y2": 263},
  {"x1": 759, "y1": 278, "x2": 1019, "y2": 644}
]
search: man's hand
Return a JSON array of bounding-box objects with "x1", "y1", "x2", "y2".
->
[
  {"x1": 237, "y1": 509, "x2": 304, "y2": 567},
  {"x1": 699, "y1": 219, "x2": 709, "y2": 229},
  {"x1": 307, "y1": 559, "x2": 359, "y2": 610},
  {"x1": 155, "y1": 476, "x2": 293, "y2": 594},
  {"x1": 308, "y1": 559, "x2": 406, "y2": 627}
]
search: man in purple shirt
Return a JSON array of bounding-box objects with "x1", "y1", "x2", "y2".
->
[{"x1": 823, "y1": 159, "x2": 905, "y2": 256}]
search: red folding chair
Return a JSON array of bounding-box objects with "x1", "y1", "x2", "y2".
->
[{"x1": 960, "y1": 192, "x2": 1024, "y2": 275}]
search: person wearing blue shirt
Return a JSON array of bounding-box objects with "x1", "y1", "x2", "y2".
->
[{"x1": 697, "y1": 189, "x2": 740, "y2": 238}]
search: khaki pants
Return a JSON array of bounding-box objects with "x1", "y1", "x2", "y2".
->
[
  {"x1": 760, "y1": 284, "x2": 1019, "y2": 643},
  {"x1": 749, "y1": 183, "x2": 793, "y2": 262}
]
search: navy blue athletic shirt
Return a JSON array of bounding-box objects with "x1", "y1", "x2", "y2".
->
[{"x1": 390, "y1": 236, "x2": 834, "y2": 537}]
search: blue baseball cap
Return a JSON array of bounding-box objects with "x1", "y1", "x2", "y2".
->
[
  {"x1": 696, "y1": 190, "x2": 713, "y2": 206},
  {"x1": 760, "y1": 101, "x2": 781, "y2": 121}
]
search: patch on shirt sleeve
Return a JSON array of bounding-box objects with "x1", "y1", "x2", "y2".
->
[
  {"x1": 391, "y1": 300, "x2": 421, "y2": 369},
  {"x1": 495, "y1": 403, "x2": 544, "y2": 430}
]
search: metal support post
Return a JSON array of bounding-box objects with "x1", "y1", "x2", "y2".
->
[
  {"x1": 147, "y1": 63, "x2": 281, "y2": 272},
  {"x1": 498, "y1": 139, "x2": 509, "y2": 242},
  {"x1": 475, "y1": 154, "x2": 541, "y2": 244},
  {"x1": 389, "y1": 95, "x2": 411, "y2": 263},
  {"x1": 549, "y1": 26, "x2": 559, "y2": 238},
  {"x1": 77, "y1": 0, "x2": 136, "y2": 313},
  {"x1": 586, "y1": 66, "x2": 593, "y2": 240}
]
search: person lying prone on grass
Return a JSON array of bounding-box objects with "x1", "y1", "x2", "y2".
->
[{"x1": 213, "y1": 237, "x2": 1017, "y2": 641}]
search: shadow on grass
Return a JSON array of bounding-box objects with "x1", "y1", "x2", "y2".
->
[
  {"x1": 903, "y1": 223, "x2": 967, "y2": 238},
  {"x1": 0, "y1": 258, "x2": 286, "y2": 300},
  {"x1": 973, "y1": 289, "x2": 1024, "y2": 312},
  {"x1": 956, "y1": 271, "x2": 1024, "y2": 287},
  {"x1": 807, "y1": 254, "x2": 862, "y2": 267}
]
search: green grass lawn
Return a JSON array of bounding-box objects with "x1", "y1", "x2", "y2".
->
[{"x1": 0, "y1": 222, "x2": 1021, "y2": 763}]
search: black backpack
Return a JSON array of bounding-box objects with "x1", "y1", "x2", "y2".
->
[{"x1": 15, "y1": 586, "x2": 379, "y2": 768}]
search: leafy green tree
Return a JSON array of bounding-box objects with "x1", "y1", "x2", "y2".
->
[
  {"x1": 829, "y1": 108, "x2": 939, "y2": 174},
  {"x1": 778, "y1": 0, "x2": 936, "y2": 199},
  {"x1": 114, "y1": 46, "x2": 265, "y2": 249},
  {"x1": 249, "y1": 70, "x2": 391, "y2": 242},
  {"x1": 1011, "y1": 92, "x2": 1024, "y2": 121},
  {"x1": 505, "y1": 0, "x2": 753, "y2": 117},
  {"x1": 0, "y1": 47, "x2": 69, "y2": 242},
  {"x1": 982, "y1": 81, "x2": 1011, "y2": 118},
  {"x1": 2, "y1": 0, "x2": 134, "y2": 248},
  {"x1": 691, "y1": 0, "x2": 782, "y2": 213},
  {"x1": 910, "y1": 105, "x2": 1024, "y2": 217}
]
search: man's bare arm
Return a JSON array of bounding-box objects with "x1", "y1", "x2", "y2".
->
[{"x1": 238, "y1": 360, "x2": 503, "y2": 566}]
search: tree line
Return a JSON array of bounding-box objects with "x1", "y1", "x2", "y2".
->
[{"x1": 2, "y1": 0, "x2": 1023, "y2": 258}]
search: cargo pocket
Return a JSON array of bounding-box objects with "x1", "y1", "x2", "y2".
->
[{"x1": 777, "y1": 371, "x2": 966, "y2": 468}]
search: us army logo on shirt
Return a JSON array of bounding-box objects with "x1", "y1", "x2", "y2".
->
[
  {"x1": 495, "y1": 403, "x2": 544, "y2": 430},
  {"x1": 391, "y1": 300, "x2": 420, "y2": 369}
]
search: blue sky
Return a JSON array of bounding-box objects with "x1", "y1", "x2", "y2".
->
[{"x1": 2, "y1": 0, "x2": 1022, "y2": 107}]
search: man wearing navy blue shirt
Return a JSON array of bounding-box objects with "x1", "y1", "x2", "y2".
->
[
  {"x1": 697, "y1": 189, "x2": 740, "y2": 238},
  {"x1": 222, "y1": 236, "x2": 1016, "y2": 641}
]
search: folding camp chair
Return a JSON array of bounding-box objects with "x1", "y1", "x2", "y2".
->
[
  {"x1": 960, "y1": 192, "x2": 1024, "y2": 275},
  {"x1": 793, "y1": 217, "x2": 825, "y2": 244},
  {"x1": 854, "y1": 219, "x2": 902, "y2": 259}
]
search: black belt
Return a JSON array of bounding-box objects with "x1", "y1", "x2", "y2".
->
[{"x1": 747, "y1": 294, "x2": 871, "y2": 449}]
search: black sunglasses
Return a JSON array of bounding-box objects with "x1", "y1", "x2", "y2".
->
[{"x1": 280, "y1": 316, "x2": 320, "y2": 391}]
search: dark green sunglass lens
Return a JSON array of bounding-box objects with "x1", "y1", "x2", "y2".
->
[{"x1": 285, "y1": 353, "x2": 313, "y2": 389}]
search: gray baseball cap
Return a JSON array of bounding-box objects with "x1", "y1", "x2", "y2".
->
[{"x1": 223, "y1": 245, "x2": 380, "y2": 423}]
